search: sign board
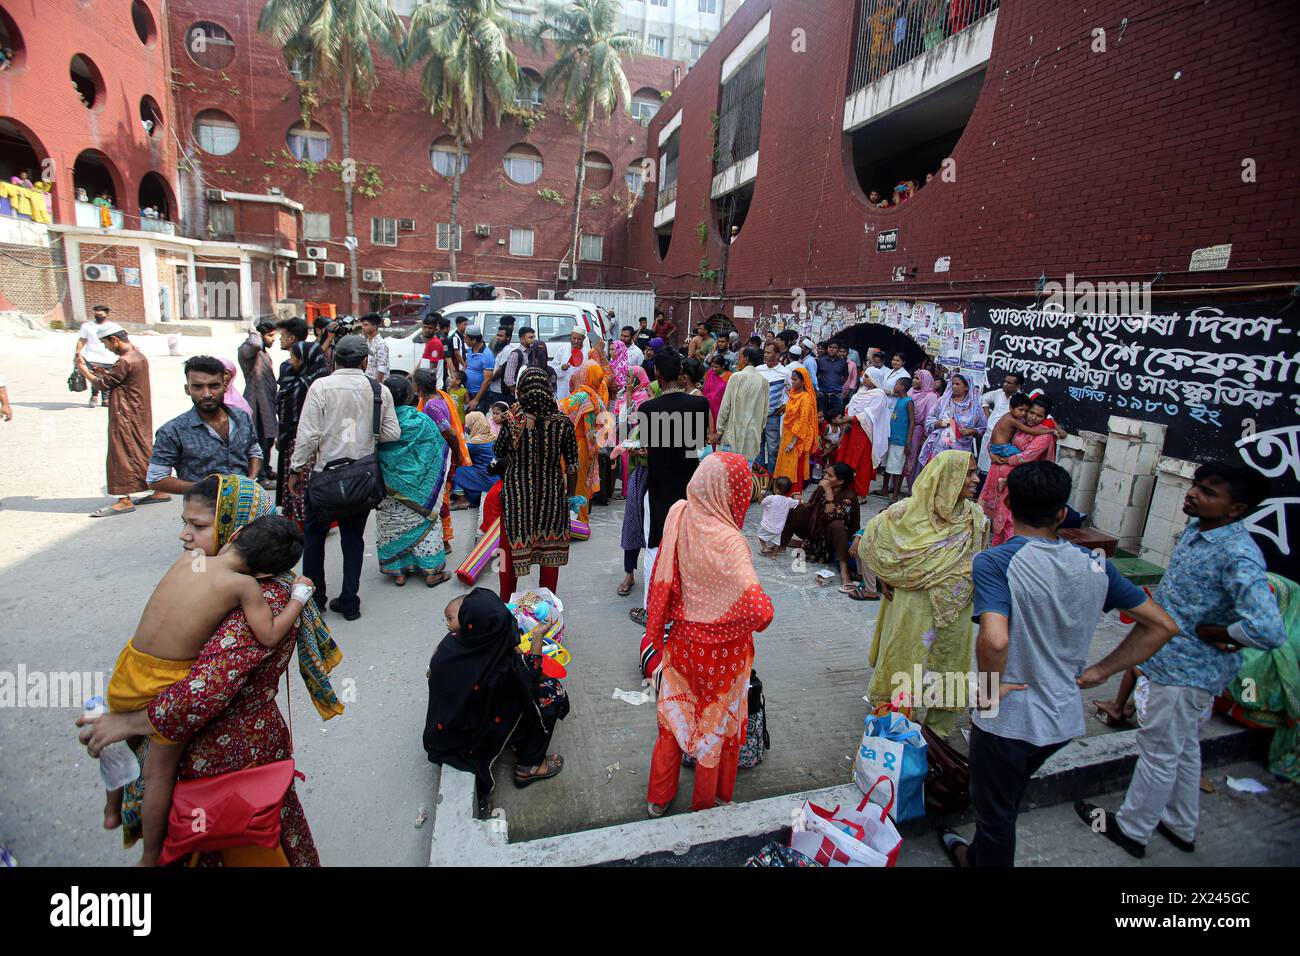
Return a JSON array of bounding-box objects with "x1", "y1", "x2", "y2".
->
[
  {"x1": 1188, "y1": 243, "x2": 1231, "y2": 272},
  {"x1": 969, "y1": 297, "x2": 1300, "y2": 580},
  {"x1": 934, "y1": 256, "x2": 951, "y2": 273},
  {"x1": 733, "y1": 305, "x2": 754, "y2": 319},
  {"x1": 876, "y1": 229, "x2": 898, "y2": 253}
]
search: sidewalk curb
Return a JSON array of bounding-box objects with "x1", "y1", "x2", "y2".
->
[{"x1": 427, "y1": 716, "x2": 1260, "y2": 866}]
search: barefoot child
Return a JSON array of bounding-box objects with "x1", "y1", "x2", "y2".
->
[
  {"x1": 758, "y1": 475, "x2": 800, "y2": 557},
  {"x1": 104, "y1": 510, "x2": 314, "y2": 865},
  {"x1": 986, "y1": 394, "x2": 1060, "y2": 460}
]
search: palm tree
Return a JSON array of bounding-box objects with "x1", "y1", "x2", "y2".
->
[
  {"x1": 407, "y1": 0, "x2": 520, "y2": 281},
  {"x1": 259, "y1": 0, "x2": 404, "y2": 313},
  {"x1": 535, "y1": 0, "x2": 636, "y2": 286}
]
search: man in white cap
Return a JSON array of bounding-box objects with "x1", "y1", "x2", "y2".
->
[
  {"x1": 75, "y1": 304, "x2": 118, "y2": 407},
  {"x1": 77, "y1": 323, "x2": 170, "y2": 516}
]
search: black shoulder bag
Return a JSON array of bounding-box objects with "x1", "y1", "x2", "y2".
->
[{"x1": 307, "y1": 377, "x2": 386, "y2": 521}]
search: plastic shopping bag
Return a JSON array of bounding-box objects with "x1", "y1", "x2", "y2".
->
[
  {"x1": 853, "y1": 710, "x2": 928, "y2": 822},
  {"x1": 789, "y1": 795, "x2": 902, "y2": 868}
]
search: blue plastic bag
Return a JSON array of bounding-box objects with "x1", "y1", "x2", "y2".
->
[{"x1": 853, "y1": 711, "x2": 928, "y2": 822}]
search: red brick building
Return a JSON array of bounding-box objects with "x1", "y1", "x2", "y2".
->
[
  {"x1": 166, "y1": 0, "x2": 679, "y2": 311},
  {"x1": 610, "y1": 0, "x2": 1300, "y2": 576}
]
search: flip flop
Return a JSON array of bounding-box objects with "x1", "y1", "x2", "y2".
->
[
  {"x1": 425, "y1": 572, "x2": 449, "y2": 589},
  {"x1": 133, "y1": 494, "x2": 171, "y2": 506},
  {"x1": 617, "y1": 580, "x2": 634, "y2": 596},
  {"x1": 90, "y1": 505, "x2": 135, "y2": 518},
  {"x1": 842, "y1": 584, "x2": 880, "y2": 601},
  {"x1": 1091, "y1": 706, "x2": 1131, "y2": 729},
  {"x1": 939, "y1": 828, "x2": 968, "y2": 867}
]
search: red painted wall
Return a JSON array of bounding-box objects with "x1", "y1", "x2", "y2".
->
[
  {"x1": 0, "y1": 0, "x2": 177, "y2": 226},
  {"x1": 609, "y1": 0, "x2": 1300, "y2": 331},
  {"x1": 166, "y1": 0, "x2": 680, "y2": 307}
]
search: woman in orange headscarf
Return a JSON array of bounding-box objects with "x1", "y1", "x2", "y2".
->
[
  {"x1": 774, "y1": 365, "x2": 819, "y2": 492},
  {"x1": 558, "y1": 362, "x2": 608, "y2": 524},
  {"x1": 645, "y1": 452, "x2": 775, "y2": 815}
]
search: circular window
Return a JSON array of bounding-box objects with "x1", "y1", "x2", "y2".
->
[
  {"x1": 140, "y1": 96, "x2": 162, "y2": 138},
  {"x1": 70, "y1": 55, "x2": 106, "y2": 111},
  {"x1": 193, "y1": 109, "x2": 240, "y2": 156},
  {"x1": 0, "y1": 7, "x2": 25, "y2": 71},
  {"x1": 185, "y1": 20, "x2": 235, "y2": 70},
  {"x1": 584, "y1": 151, "x2": 613, "y2": 189},
  {"x1": 430, "y1": 135, "x2": 468, "y2": 178},
  {"x1": 503, "y1": 143, "x2": 543, "y2": 185},
  {"x1": 287, "y1": 122, "x2": 331, "y2": 162},
  {"x1": 131, "y1": 1, "x2": 157, "y2": 46}
]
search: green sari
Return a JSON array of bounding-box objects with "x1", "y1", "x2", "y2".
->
[
  {"x1": 1224, "y1": 574, "x2": 1300, "y2": 782},
  {"x1": 376, "y1": 405, "x2": 452, "y2": 575}
]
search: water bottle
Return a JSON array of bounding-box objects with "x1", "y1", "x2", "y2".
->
[{"x1": 83, "y1": 696, "x2": 141, "y2": 790}]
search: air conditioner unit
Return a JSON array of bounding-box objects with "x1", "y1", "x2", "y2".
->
[
  {"x1": 474, "y1": 224, "x2": 490, "y2": 238},
  {"x1": 537, "y1": 289, "x2": 556, "y2": 300},
  {"x1": 323, "y1": 262, "x2": 345, "y2": 278},
  {"x1": 398, "y1": 218, "x2": 416, "y2": 231},
  {"x1": 557, "y1": 262, "x2": 571, "y2": 281},
  {"x1": 295, "y1": 260, "x2": 318, "y2": 277},
  {"x1": 432, "y1": 271, "x2": 452, "y2": 282},
  {"x1": 362, "y1": 269, "x2": 383, "y2": 285},
  {"x1": 306, "y1": 246, "x2": 328, "y2": 260},
  {"x1": 206, "y1": 189, "x2": 226, "y2": 203},
  {"x1": 83, "y1": 264, "x2": 118, "y2": 283}
]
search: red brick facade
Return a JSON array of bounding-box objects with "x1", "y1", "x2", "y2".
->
[
  {"x1": 610, "y1": 0, "x2": 1300, "y2": 332},
  {"x1": 166, "y1": 0, "x2": 679, "y2": 307}
]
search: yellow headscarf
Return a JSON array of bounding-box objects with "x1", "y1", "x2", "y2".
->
[
  {"x1": 782, "y1": 365, "x2": 819, "y2": 454},
  {"x1": 581, "y1": 361, "x2": 609, "y2": 409},
  {"x1": 858, "y1": 450, "x2": 988, "y2": 628}
]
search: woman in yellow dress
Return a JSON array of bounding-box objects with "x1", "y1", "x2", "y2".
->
[
  {"x1": 774, "y1": 365, "x2": 819, "y2": 493},
  {"x1": 558, "y1": 363, "x2": 608, "y2": 524}
]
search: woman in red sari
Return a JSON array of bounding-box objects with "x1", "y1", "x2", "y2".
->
[
  {"x1": 835, "y1": 378, "x2": 892, "y2": 499},
  {"x1": 646, "y1": 453, "x2": 775, "y2": 815},
  {"x1": 979, "y1": 396, "x2": 1059, "y2": 546}
]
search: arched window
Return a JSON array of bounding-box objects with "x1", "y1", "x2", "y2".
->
[
  {"x1": 0, "y1": 6, "x2": 26, "y2": 71},
  {"x1": 584, "y1": 151, "x2": 613, "y2": 189},
  {"x1": 430, "y1": 136, "x2": 468, "y2": 177},
  {"x1": 625, "y1": 159, "x2": 647, "y2": 196},
  {"x1": 502, "y1": 144, "x2": 543, "y2": 185},
  {"x1": 287, "y1": 122, "x2": 331, "y2": 162},
  {"x1": 131, "y1": 2, "x2": 157, "y2": 46},
  {"x1": 194, "y1": 110, "x2": 240, "y2": 156},
  {"x1": 514, "y1": 69, "x2": 543, "y2": 108},
  {"x1": 138, "y1": 172, "x2": 172, "y2": 221},
  {"x1": 630, "y1": 88, "x2": 662, "y2": 125},
  {"x1": 140, "y1": 96, "x2": 163, "y2": 138}
]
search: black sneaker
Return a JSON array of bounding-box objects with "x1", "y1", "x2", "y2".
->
[
  {"x1": 1156, "y1": 821, "x2": 1195, "y2": 853},
  {"x1": 328, "y1": 598, "x2": 361, "y2": 622},
  {"x1": 1074, "y1": 801, "x2": 1145, "y2": 858}
]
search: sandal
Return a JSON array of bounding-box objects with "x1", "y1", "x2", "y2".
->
[
  {"x1": 90, "y1": 505, "x2": 135, "y2": 518},
  {"x1": 425, "y1": 571, "x2": 449, "y2": 588},
  {"x1": 647, "y1": 801, "x2": 669, "y2": 818},
  {"x1": 939, "y1": 828, "x2": 969, "y2": 867},
  {"x1": 617, "y1": 578, "x2": 634, "y2": 596},
  {"x1": 393, "y1": 574, "x2": 407, "y2": 587},
  {"x1": 629, "y1": 607, "x2": 647, "y2": 626},
  {"x1": 842, "y1": 584, "x2": 880, "y2": 601},
  {"x1": 514, "y1": 753, "x2": 563, "y2": 788},
  {"x1": 133, "y1": 493, "x2": 171, "y2": 506}
]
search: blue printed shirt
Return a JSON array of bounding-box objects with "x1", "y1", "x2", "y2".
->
[
  {"x1": 1140, "y1": 519, "x2": 1287, "y2": 694},
  {"x1": 147, "y1": 406, "x2": 262, "y2": 484}
]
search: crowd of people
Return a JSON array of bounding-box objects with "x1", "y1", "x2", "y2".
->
[{"x1": 71, "y1": 309, "x2": 1293, "y2": 868}]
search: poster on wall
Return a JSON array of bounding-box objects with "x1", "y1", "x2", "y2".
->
[
  {"x1": 968, "y1": 297, "x2": 1300, "y2": 580},
  {"x1": 122, "y1": 268, "x2": 141, "y2": 288},
  {"x1": 960, "y1": 327, "x2": 992, "y2": 389},
  {"x1": 938, "y1": 312, "x2": 964, "y2": 366}
]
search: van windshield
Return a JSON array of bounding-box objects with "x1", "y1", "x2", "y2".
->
[{"x1": 446, "y1": 310, "x2": 579, "y2": 342}]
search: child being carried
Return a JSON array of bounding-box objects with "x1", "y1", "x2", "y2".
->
[
  {"x1": 103, "y1": 508, "x2": 314, "y2": 866},
  {"x1": 987, "y1": 394, "x2": 1061, "y2": 460}
]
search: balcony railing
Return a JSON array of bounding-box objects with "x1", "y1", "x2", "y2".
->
[
  {"x1": 849, "y1": 0, "x2": 999, "y2": 93},
  {"x1": 75, "y1": 200, "x2": 126, "y2": 230},
  {"x1": 139, "y1": 218, "x2": 176, "y2": 236},
  {"x1": 655, "y1": 182, "x2": 678, "y2": 212}
]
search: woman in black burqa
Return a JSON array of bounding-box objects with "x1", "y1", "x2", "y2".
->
[{"x1": 423, "y1": 588, "x2": 568, "y2": 794}]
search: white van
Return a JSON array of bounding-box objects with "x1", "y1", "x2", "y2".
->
[{"x1": 386, "y1": 298, "x2": 608, "y2": 378}]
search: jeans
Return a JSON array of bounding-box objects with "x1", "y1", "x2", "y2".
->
[
  {"x1": 1116, "y1": 680, "x2": 1213, "y2": 845},
  {"x1": 302, "y1": 509, "x2": 369, "y2": 615},
  {"x1": 967, "y1": 724, "x2": 1068, "y2": 867},
  {"x1": 760, "y1": 408, "x2": 783, "y2": 472}
]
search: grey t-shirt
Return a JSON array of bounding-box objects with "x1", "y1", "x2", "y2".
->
[{"x1": 970, "y1": 536, "x2": 1145, "y2": 746}]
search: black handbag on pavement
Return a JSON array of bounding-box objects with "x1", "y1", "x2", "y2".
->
[
  {"x1": 67, "y1": 366, "x2": 88, "y2": 393},
  {"x1": 306, "y1": 378, "x2": 386, "y2": 521}
]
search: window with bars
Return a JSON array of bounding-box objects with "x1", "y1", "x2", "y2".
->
[
  {"x1": 372, "y1": 217, "x2": 397, "y2": 246},
  {"x1": 209, "y1": 204, "x2": 235, "y2": 235},
  {"x1": 437, "y1": 223, "x2": 463, "y2": 251},
  {"x1": 717, "y1": 43, "x2": 767, "y2": 171},
  {"x1": 647, "y1": 35, "x2": 667, "y2": 57},
  {"x1": 579, "y1": 234, "x2": 603, "y2": 262},
  {"x1": 509, "y1": 227, "x2": 534, "y2": 256},
  {"x1": 699, "y1": 0, "x2": 718, "y2": 13},
  {"x1": 657, "y1": 133, "x2": 680, "y2": 210},
  {"x1": 304, "y1": 212, "x2": 330, "y2": 240}
]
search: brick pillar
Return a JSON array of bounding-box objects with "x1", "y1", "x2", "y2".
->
[{"x1": 1091, "y1": 416, "x2": 1168, "y2": 552}]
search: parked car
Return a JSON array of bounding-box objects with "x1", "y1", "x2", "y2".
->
[{"x1": 386, "y1": 299, "x2": 608, "y2": 377}]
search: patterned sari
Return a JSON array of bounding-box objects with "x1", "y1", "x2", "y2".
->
[
  {"x1": 558, "y1": 364, "x2": 607, "y2": 524},
  {"x1": 376, "y1": 404, "x2": 452, "y2": 576},
  {"x1": 859, "y1": 451, "x2": 988, "y2": 735},
  {"x1": 647, "y1": 454, "x2": 774, "y2": 809}
]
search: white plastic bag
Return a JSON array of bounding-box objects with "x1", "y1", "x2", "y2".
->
[{"x1": 789, "y1": 796, "x2": 902, "y2": 868}]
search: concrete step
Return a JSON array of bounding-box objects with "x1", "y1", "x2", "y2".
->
[{"x1": 428, "y1": 715, "x2": 1263, "y2": 867}]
